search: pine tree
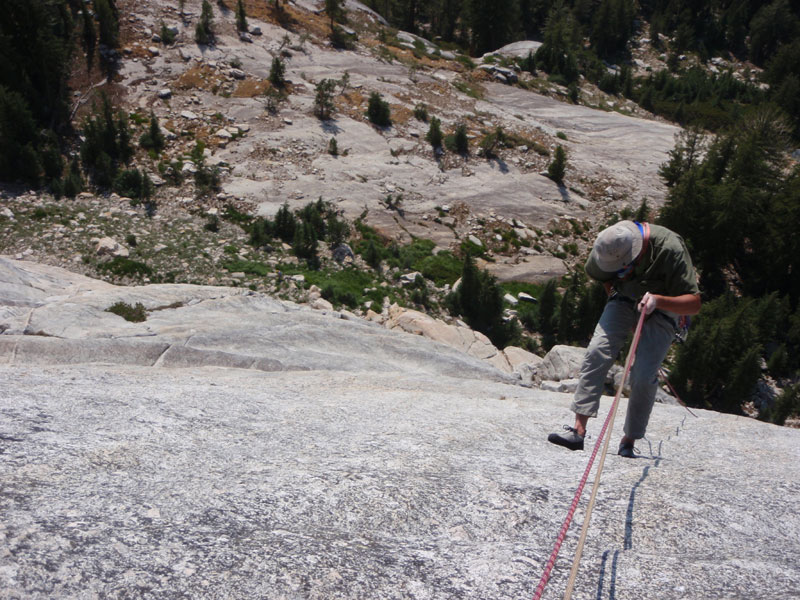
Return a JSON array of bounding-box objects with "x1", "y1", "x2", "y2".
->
[
  {"x1": 367, "y1": 92, "x2": 391, "y2": 127},
  {"x1": 547, "y1": 145, "x2": 567, "y2": 184},
  {"x1": 325, "y1": 0, "x2": 344, "y2": 28},
  {"x1": 274, "y1": 203, "x2": 296, "y2": 242},
  {"x1": 535, "y1": 3, "x2": 581, "y2": 84},
  {"x1": 538, "y1": 279, "x2": 558, "y2": 350},
  {"x1": 453, "y1": 123, "x2": 469, "y2": 154},
  {"x1": 139, "y1": 112, "x2": 165, "y2": 153},
  {"x1": 269, "y1": 57, "x2": 286, "y2": 87},
  {"x1": 196, "y1": 0, "x2": 214, "y2": 44},
  {"x1": 82, "y1": 7, "x2": 97, "y2": 72},
  {"x1": 236, "y1": 0, "x2": 248, "y2": 32},
  {"x1": 365, "y1": 239, "x2": 381, "y2": 269},
  {"x1": 94, "y1": 0, "x2": 119, "y2": 48},
  {"x1": 313, "y1": 79, "x2": 336, "y2": 120},
  {"x1": 426, "y1": 117, "x2": 443, "y2": 149},
  {"x1": 293, "y1": 221, "x2": 318, "y2": 261},
  {"x1": 466, "y1": 0, "x2": 518, "y2": 55}
]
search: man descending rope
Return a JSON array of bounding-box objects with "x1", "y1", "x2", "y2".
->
[{"x1": 548, "y1": 220, "x2": 701, "y2": 457}]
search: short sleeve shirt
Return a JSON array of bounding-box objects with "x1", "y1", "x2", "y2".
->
[{"x1": 585, "y1": 224, "x2": 700, "y2": 304}]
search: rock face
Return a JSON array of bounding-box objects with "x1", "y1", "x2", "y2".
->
[
  {"x1": 0, "y1": 258, "x2": 511, "y2": 382},
  {"x1": 2, "y1": 366, "x2": 800, "y2": 599},
  {"x1": 2, "y1": 259, "x2": 800, "y2": 600}
]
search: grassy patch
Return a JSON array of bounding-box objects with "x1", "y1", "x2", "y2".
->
[
  {"x1": 416, "y1": 250, "x2": 462, "y2": 286},
  {"x1": 287, "y1": 266, "x2": 383, "y2": 309},
  {"x1": 106, "y1": 301, "x2": 147, "y2": 322},
  {"x1": 453, "y1": 80, "x2": 484, "y2": 100},
  {"x1": 98, "y1": 257, "x2": 153, "y2": 278},
  {"x1": 224, "y1": 259, "x2": 270, "y2": 276}
]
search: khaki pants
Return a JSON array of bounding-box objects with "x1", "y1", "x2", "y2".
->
[{"x1": 571, "y1": 298, "x2": 675, "y2": 440}]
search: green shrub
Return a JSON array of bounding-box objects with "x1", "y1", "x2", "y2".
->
[
  {"x1": 417, "y1": 251, "x2": 462, "y2": 286},
  {"x1": 367, "y1": 92, "x2": 391, "y2": 127},
  {"x1": 327, "y1": 137, "x2": 338, "y2": 156},
  {"x1": 248, "y1": 217, "x2": 273, "y2": 248},
  {"x1": 547, "y1": 145, "x2": 567, "y2": 184},
  {"x1": 204, "y1": 215, "x2": 220, "y2": 232},
  {"x1": 386, "y1": 238, "x2": 435, "y2": 270},
  {"x1": 61, "y1": 158, "x2": 84, "y2": 198},
  {"x1": 322, "y1": 284, "x2": 358, "y2": 308},
  {"x1": 274, "y1": 202, "x2": 296, "y2": 242},
  {"x1": 456, "y1": 55, "x2": 475, "y2": 70},
  {"x1": 479, "y1": 127, "x2": 506, "y2": 158},
  {"x1": 765, "y1": 384, "x2": 800, "y2": 426},
  {"x1": 224, "y1": 260, "x2": 270, "y2": 276},
  {"x1": 195, "y1": 0, "x2": 214, "y2": 44},
  {"x1": 106, "y1": 301, "x2": 147, "y2": 322},
  {"x1": 139, "y1": 112, "x2": 165, "y2": 153},
  {"x1": 269, "y1": 57, "x2": 286, "y2": 87},
  {"x1": 445, "y1": 123, "x2": 469, "y2": 154},
  {"x1": 314, "y1": 79, "x2": 336, "y2": 120},
  {"x1": 426, "y1": 117, "x2": 443, "y2": 149},
  {"x1": 194, "y1": 164, "x2": 221, "y2": 197},
  {"x1": 364, "y1": 239, "x2": 381, "y2": 270},
  {"x1": 160, "y1": 22, "x2": 176, "y2": 45},
  {"x1": 448, "y1": 254, "x2": 516, "y2": 348},
  {"x1": 236, "y1": 0, "x2": 247, "y2": 32},
  {"x1": 113, "y1": 169, "x2": 153, "y2": 200},
  {"x1": 99, "y1": 257, "x2": 153, "y2": 278},
  {"x1": 330, "y1": 25, "x2": 355, "y2": 50},
  {"x1": 292, "y1": 220, "x2": 318, "y2": 262},
  {"x1": 413, "y1": 103, "x2": 429, "y2": 122},
  {"x1": 80, "y1": 94, "x2": 134, "y2": 188},
  {"x1": 311, "y1": 268, "x2": 377, "y2": 309},
  {"x1": 669, "y1": 294, "x2": 781, "y2": 414}
]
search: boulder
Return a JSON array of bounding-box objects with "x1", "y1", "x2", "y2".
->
[
  {"x1": 95, "y1": 237, "x2": 129, "y2": 258},
  {"x1": 503, "y1": 293, "x2": 518, "y2": 306},
  {"x1": 503, "y1": 346, "x2": 543, "y2": 385},
  {"x1": 332, "y1": 244, "x2": 355, "y2": 263},
  {"x1": 386, "y1": 305, "x2": 511, "y2": 373},
  {"x1": 157, "y1": 88, "x2": 171, "y2": 99},
  {"x1": 536, "y1": 344, "x2": 586, "y2": 382},
  {"x1": 311, "y1": 298, "x2": 333, "y2": 311},
  {"x1": 400, "y1": 272, "x2": 422, "y2": 286}
]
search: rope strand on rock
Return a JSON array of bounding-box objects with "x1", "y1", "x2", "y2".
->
[{"x1": 532, "y1": 309, "x2": 647, "y2": 600}]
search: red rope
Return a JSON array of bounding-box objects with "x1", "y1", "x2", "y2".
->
[{"x1": 532, "y1": 309, "x2": 647, "y2": 600}]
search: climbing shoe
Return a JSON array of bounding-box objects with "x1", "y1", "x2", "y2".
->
[
  {"x1": 547, "y1": 426, "x2": 585, "y2": 451},
  {"x1": 618, "y1": 440, "x2": 637, "y2": 458}
]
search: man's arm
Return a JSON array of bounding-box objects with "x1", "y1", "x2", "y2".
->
[{"x1": 642, "y1": 292, "x2": 701, "y2": 316}]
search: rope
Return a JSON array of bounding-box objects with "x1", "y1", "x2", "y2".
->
[
  {"x1": 532, "y1": 309, "x2": 648, "y2": 600},
  {"x1": 658, "y1": 368, "x2": 698, "y2": 418}
]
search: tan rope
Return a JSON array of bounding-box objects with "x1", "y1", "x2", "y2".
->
[{"x1": 562, "y1": 309, "x2": 648, "y2": 600}]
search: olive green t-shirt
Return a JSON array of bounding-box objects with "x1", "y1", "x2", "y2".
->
[{"x1": 585, "y1": 224, "x2": 700, "y2": 305}]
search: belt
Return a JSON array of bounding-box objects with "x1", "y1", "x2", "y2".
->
[{"x1": 609, "y1": 293, "x2": 678, "y2": 330}]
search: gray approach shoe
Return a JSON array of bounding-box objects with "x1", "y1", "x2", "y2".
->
[
  {"x1": 547, "y1": 425, "x2": 585, "y2": 451},
  {"x1": 618, "y1": 440, "x2": 637, "y2": 458}
]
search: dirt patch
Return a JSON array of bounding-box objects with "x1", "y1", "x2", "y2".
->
[
  {"x1": 175, "y1": 65, "x2": 227, "y2": 92},
  {"x1": 233, "y1": 78, "x2": 272, "y2": 98}
]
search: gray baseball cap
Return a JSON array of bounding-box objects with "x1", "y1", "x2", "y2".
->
[{"x1": 590, "y1": 220, "x2": 643, "y2": 273}]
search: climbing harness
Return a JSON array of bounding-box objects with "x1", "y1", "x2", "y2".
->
[{"x1": 532, "y1": 308, "x2": 648, "y2": 600}]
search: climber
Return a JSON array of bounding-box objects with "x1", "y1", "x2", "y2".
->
[{"x1": 547, "y1": 220, "x2": 701, "y2": 457}]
